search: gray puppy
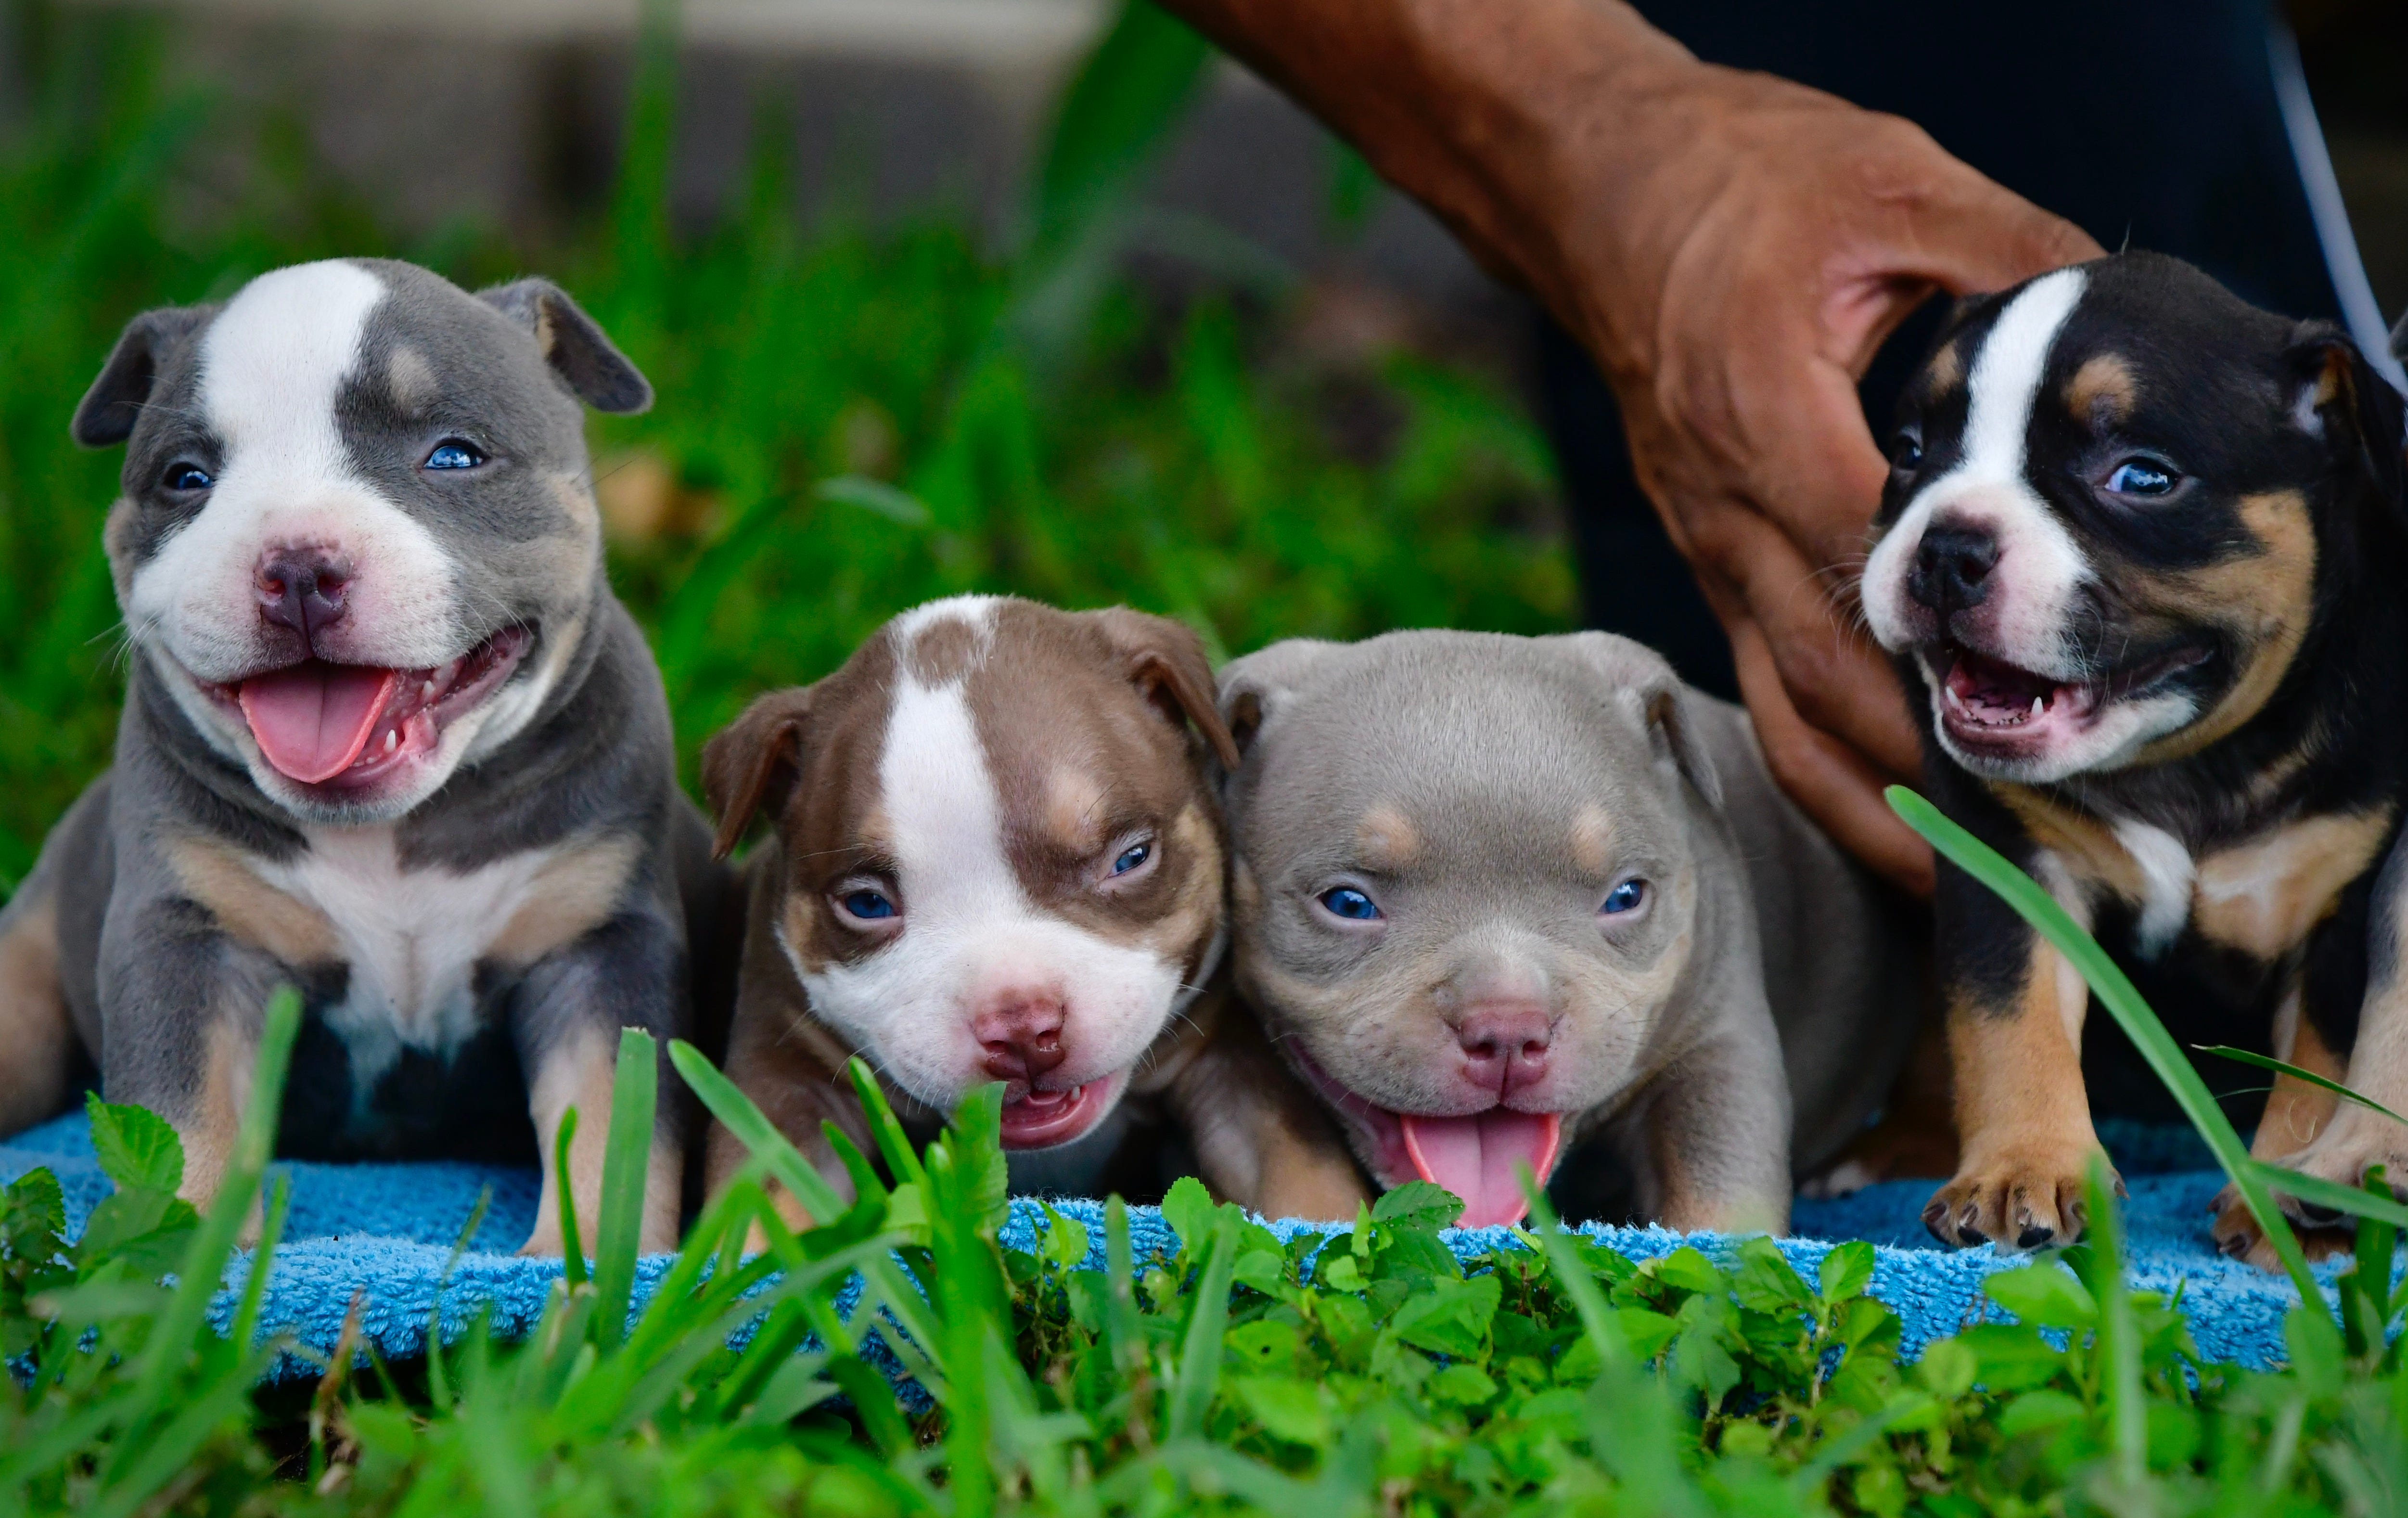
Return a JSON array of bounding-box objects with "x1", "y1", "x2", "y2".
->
[
  {"x1": 0, "y1": 259, "x2": 717, "y2": 1252},
  {"x1": 1217, "y1": 630, "x2": 1917, "y2": 1232}
]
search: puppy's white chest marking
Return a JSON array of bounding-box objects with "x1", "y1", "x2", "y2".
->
[
  {"x1": 2109, "y1": 818, "x2": 2196, "y2": 959},
  {"x1": 258, "y1": 827, "x2": 562, "y2": 1078}
]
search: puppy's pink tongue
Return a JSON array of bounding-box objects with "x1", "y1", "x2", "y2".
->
[
  {"x1": 237, "y1": 663, "x2": 400, "y2": 784},
  {"x1": 1399, "y1": 1110, "x2": 1563, "y2": 1228}
]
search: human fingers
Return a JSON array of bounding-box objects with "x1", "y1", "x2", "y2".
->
[{"x1": 1728, "y1": 615, "x2": 1935, "y2": 897}]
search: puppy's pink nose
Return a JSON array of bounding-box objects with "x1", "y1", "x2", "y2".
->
[
  {"x1": 1456, "y1": 1003, "x2": 1552, "y2": 1098},
  {"x1": 256, "y1": 546, "x2": 351, "y2": 643},
  {"x1": 975, "y1": 994, "x2": 1068, "y2": 1083}
]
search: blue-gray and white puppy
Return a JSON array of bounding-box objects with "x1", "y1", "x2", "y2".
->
[
  {"x1": 0, "y1": 259, "x2": 720, "y2": 1252},
  {"x1": 1216, "y1": 630, "x2": 1920, "y2": 1232}
]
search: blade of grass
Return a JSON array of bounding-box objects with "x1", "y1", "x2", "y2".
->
[
  {"x1": 2197, "y1": 1045, "x2": 2408, "y2": 1127},
  {"x1": 426, "y1": 1183, "x2": 494, "y2": 1410},
  {"x1": 126, "y1": 985, "x2": 299, "y2": 1415},
  {"x1": 2085, "y1": 1158, "x2": 2146, "y2": 1490},
  {"x1": 553, "y1": 1106, "x2": 589, "y2": 1288},
  {"x1": 1166, "y1": 1211, "x2": 1236, "y2": 1441},
  {"x1": 2246, "y1": 1160, "x2": 2408, "y2": 1228},
  {"x1": 591, "y1": 1027, "x2": 660, "y2": 1349},
  {"x1": 223, "y1": 1174, "x2": 290, "y2": 1357},
  {"x1": 671, "y1": 1039, "x2": 948, "y2": 1398},
  {"x1": 1887, "y1": 786, "x2": 2329, "y2": 1313},
  {"x1": 846, "y1": 1055, "x2": 926, "y2": 1189}
]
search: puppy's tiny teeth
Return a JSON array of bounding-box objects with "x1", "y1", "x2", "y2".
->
[
  {"x1": 2032, "y1": 696, "x2": 2044, "y2": 716},
  {"x1": 423, "y1": 681, "x2": 437, "y2": 703},
  {"x1": 383, "y1": 729, "x2": 398, "y2": 755}
]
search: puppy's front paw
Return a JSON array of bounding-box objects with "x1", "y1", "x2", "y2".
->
[
  {"x1": 2206, "y1": 1182, "x2": 2354, "y2": 1270},
  {"x1": 518, "y1": 1218, "x2": 568, "y2": 1259},
  {"x1": 1921, "y1": 1144, "x2": 2116, "y2": 1250},
  {"x1": 2266, "y1": 1109, "x2": 2408, "y2": 1228}
]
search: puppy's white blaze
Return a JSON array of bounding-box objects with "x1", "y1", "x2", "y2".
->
[
  {"x1": 2111, "y1": 816, "x2": 2197, "y2": 959},
  {"x1": 891, "y1": 593, "x2": 1004, "y2": 650},
  {"x1": 127, "y1": 261, "x2": 461, "y2": 682},
  {"x1": 1863, "y1": 268, "x2": 2094, "y2": 669},
  {"x1": 794, "y1": 648, "x2": 1179, "y2": 1117}
]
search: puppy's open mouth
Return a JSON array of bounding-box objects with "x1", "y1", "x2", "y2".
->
[
  {"x1": 220, "y1": 626, "x2": 531, "y2": 788},
  {"x1": 997, "y1": 1072, "x2": 1124, "y2": 1150},
  {"x1": 1931, "y1": 641, "x2": 2206, "y2": 754},
  {"x1": 1289, "y1": 1047, "x2": 1563, "y2": 1228}
]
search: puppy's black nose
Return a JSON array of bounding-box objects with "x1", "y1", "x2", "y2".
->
[
  {"x1": 1908, "y1": 526, "x2": 1999, "y2": 612},
  {"x1": 256, "y1": 547, "x2": 351, "y2": 643}
]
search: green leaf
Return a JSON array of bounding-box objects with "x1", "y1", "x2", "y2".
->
[
  {"x1": 1388, "y1": 1272, "x2": 1501, "y2": 1358},
  {"x1": 1231, "y1": 1374, "x2": 1330, "y2": 1446},
  {"x1": 84, "y1": 1094, "x2": 182, "y2": 1196},
  {"x1": 1953, "y1": 1325, "x2": 2067, "y2": 1390},
  {"x1": 1027, "y1": 0, "x2": 1211, "y2": 256},
  {"x1": 1372, "y1": 1180, "x2": 1463, "y2": 1231},
  {"x1": 1650, "y1": 1247, "x2": 1726, "y2": 1296},
  {"x1": 1161, "y1": 1175, "x2": 1217, "y2": 1256},
  {"x1": 1430, "y1": 1362, "x2": 1498, "y2": 1405},
  {"x1": 1037, "y1": 1201, "x2": 1090, "y2": 1272},
  {"x1": 1982, "y1": 1262, "x2": 2097, "y2": 1330},
  {"x1": 1998, "y1": 1388, "x2": 2087, "y2": 1438},
  {"x1": 1819, "y1": 1240, "x2": 1876, "y2": 1303},
  {"x1": 1730, "y1": 1236, "x2": 1811, "y2": 1312}
]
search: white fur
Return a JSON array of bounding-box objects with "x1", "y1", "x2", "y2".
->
[
  {"x1": 129, "y1": 262, "x2": 460, "y2": 680},
  {"x1": 127, "y1": 260, "x2": 564, "y2": 821},
  {"x1": 783, "y1": 596, "x2": 1183, "y2": 1126},
  {"x1": 2112, "y1": 817, "x2": 2198, "y2": 959},
  {"x1": 252, "y1": 825, "x2": 568, "y2": 1094},
  {"x1": 1863, "y1": 269, "x2": 2204, "y2": 781},
  {"x1": 1864, "y1": 268, "x2": 2093, "y2": 663}
]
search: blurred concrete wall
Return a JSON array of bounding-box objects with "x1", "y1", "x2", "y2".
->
[{"x1": 32, "y1": 0, "x2": 1513, "y2": 330}]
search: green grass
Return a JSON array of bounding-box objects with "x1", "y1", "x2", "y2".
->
[
  {"x1": 9, "y1": 834, "x2": 2408, "y2": 1515},
  {"x1": 10, "y1": 3, "x2": 2408, "y2": 1509},
  {"x1": 0, "y1": 0, "x2": 1573, "y2": 888}
]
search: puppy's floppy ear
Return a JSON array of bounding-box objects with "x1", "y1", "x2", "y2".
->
[
  {"x1": 478, "y1": 278, "x2": 653, "y2": 415},
  {"x1": 72, "y1": 305, "x2": 215, "y2": 448},
  {"x1": 1213, "y1": 638, "x2": 1344, "y2": 772},
  {"x1": 701, "y1": 688, "x2": 813, "y2": 861},
  {"x1": 1552, "y1": 632, "x2": 1724, "y2": 810},
  {"x1": 1090, "y1": 607, "x2": 1243, "y2": 772},
  {"x1": 2288, "y1": 321, "x2": 2406, "y2": 512}
]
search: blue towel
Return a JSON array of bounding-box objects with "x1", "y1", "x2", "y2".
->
[{"x1": 0, "y1": 1112, "x2": 2335, "y2": 1379}]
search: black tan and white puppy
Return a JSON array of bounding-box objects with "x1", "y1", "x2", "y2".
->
[
  {"x1": 1216, "y1": 630, "x2": 1919, "y2": 1231},
  {"x1": 700, "y1": 594, "x2": 1365, "y2": 1223},
  {"x1": 0, "y1": 259, "x2": 717, "y2": 1253},
  {"x1": 1860, "y1": 251, "x2": 2408, "y2": 1260}
]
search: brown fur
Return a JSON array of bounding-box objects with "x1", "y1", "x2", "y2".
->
[
  {"x1": 1928, "y1": 952, "x2": 2104, "y2": 1248},
  {"x1": 523, "y1": 1023, "x2": 681, "y2": 1256},
  {"x1": 2136, "y1": 490, "x2": 2318, "y2": 763},
  {"x1": 487, "y1": 834, "x2": 643, "y2": 966},
  {"x1": 0, "y1": 894, "x2": 77, "y2": 1136},
  {"x1": 167, "y1": 836, "x2": 341, "y2": 965},
  {"x1": 2063, "y1": 352, "x2": 2138, "y2": 423}
]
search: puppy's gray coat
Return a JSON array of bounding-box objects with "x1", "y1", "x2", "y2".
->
[
  {"x1": 1217, "y1": 630, "x2": 1917, "y2": 1231},
  {"x1": 0, "y1": 259, "x2": 717, "y2": 1251}
]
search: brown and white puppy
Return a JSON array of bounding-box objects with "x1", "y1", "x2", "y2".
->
[
  {"x1": 701, "y1": 595, "x2": 1363, "y2": 1222},
  {"x1": 1217, "y1": 630, "x2": 1918, "y2": 1232},
  {"x1": 1860, "y1": 252, "x2": 2408, "y2": 1261}
]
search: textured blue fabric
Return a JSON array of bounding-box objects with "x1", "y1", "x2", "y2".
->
[{"x1": 0, "y1": 1112, "x2": 2335, "y2": 1380}]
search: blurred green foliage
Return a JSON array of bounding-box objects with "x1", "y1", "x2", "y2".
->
[{"x1": 0, "y1": 0, "x2": 1574, "y2": 888}]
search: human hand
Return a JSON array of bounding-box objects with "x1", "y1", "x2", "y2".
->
[
  {"x1": 1149, "y1": 0, "x2": 2101, "y2": 891},
  {"x1": 1543, "y1": 64, "x2": 2102, "y2": 894}
]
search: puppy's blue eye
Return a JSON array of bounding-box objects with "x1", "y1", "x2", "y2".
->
[
  {"x1": 1601, "y1": 880, "x2": 1647, "y2": 916},
  {"x1": 424, "y1": 440, "x2": 485, "y2": 470},
  {"x1": 2105, "y1": 458, "x2": 2178, "y2": 496},
  {"x1": 1319, "y1": 887, "x2": 1382, "y2": 922},
  {"x1": 838, "y1": 888, "x2": 896, "y2": 922},
  {"x1": 164, "y1": 463, "x2": 213, "y2": 491},
  {"x1": 1111, "y1": 841, "x2": 1152, "y2": 876},
  {"x1": 1891, "y1": 432, "x2": 1923, "y2": 470}
]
